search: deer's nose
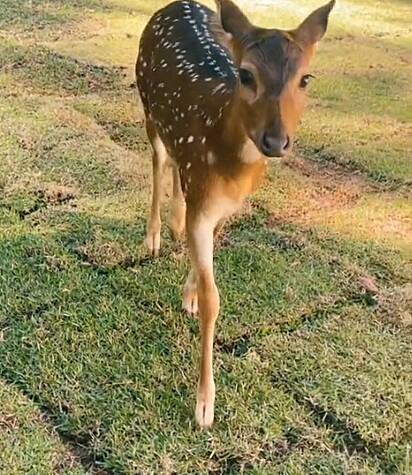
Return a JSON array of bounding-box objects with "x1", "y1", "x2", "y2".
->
[{"x1": 260, "y1": 132, "x2": 290, "y2": 157}]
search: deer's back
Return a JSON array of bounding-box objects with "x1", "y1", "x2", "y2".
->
[{"x1": 136, "y1": 1, "x2": 239, "y2": 156}]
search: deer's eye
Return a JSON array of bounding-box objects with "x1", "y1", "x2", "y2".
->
[
  {"x1": 300, "y1": 74, "x2": 314, "y2": 90},
  {"x1": 239, "y1": 68, "x2": 255, "y2": 88}
]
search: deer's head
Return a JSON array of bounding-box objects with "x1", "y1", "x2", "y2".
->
[{"x1": 215, "y1": 0, "x2": 335, "y2": 158}]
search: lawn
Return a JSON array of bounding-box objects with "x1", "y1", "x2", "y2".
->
[{"x1": 0, "y1": 0, "x2": 411, "y2": 474}]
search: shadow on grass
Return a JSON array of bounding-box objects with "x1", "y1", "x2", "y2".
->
[
  {"x1": 272, "y1": 377, "x2": 400, "y2": 475},
  {"x1": 0, "y1": 44, "x2": 128, "y2": 95},
  {"x1": 0, "y1": 0, "x2": 110, "y2": 30},
  {"x1": 1, "y1": 379, "x2": 117, "y2": 475},
  {"x1": 74, "y1": 108, "x2": 150, "y2": 154},
  {"x1": 0, "y1": 203, "x2": 409, "y2": 472},
  {"x1": 0, "y1": 215, "x2": 188, "y2": 472},
  {"x1": 294, "y1": 140, "x2": 412, "y2": 194}
]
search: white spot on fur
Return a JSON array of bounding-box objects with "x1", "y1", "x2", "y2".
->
[
  {"x1": 212, "y1": 83, "x2": 226, "y2": 94},
  {"x1": 207, "y1": 152, "x2": 215, "y2": 165}
]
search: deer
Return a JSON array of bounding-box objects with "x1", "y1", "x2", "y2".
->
[{"x1": 135, "y1": 0, "x2": 335, "y2": 429}]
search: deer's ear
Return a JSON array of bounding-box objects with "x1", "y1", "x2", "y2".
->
[
  {"x1": 214, "y1": 0, "x2": 255, "y2": 44},
  {"x1": 293, "y1": 0, "x2": 335, "y2": 47}
]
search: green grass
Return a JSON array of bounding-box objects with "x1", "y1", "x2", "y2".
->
[
  {"x1": 0, "y1": 380, "x2": 88, "y2": 475},
  {"x1": 0, "y1": 0, "x2": 411, "y2": 474}
]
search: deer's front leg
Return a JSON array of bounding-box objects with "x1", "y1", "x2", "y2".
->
[{"x1": 186, "y1": 207, "x2": 219, "y2": 429}]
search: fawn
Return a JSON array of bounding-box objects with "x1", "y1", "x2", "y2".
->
[{"x1": 136, "y1": 0, "x2": 335, "y2": 428}]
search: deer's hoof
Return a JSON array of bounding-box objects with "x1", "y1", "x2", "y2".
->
[
  {"x1": 182, "y1": 288, "x2": 198, "y2": 315},
  {"x1": 196, "y1": 385, "x2": 215, "y2": 429},
  {"x1": 169, "y1": 219, "x2": 185, "y2": 241},
  {"x1": 144, "y1": 230, "x2": 160, "y2": 257}
]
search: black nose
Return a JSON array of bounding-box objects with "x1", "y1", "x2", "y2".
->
[{"x1": 260, "y1": 133, "x2": 290, "y2": 157}]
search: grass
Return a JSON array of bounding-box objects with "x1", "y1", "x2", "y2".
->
[
  {"x1": 0, "y1": 380, "x2": 88, "y2": 475},
  {"x1": 0, "y1": 0, "x2": 411, "y2": 473}
]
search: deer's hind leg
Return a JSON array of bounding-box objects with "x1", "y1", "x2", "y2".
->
[
  {"x1": 183, "y1": 266, "x2": 198, "y2": 315},
  {"x1": 168, "y1": 164, "x2": 186, "y2": 241},
  {"x1": 145, "y1": 120, "x2": 168, "y2": 257}
]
